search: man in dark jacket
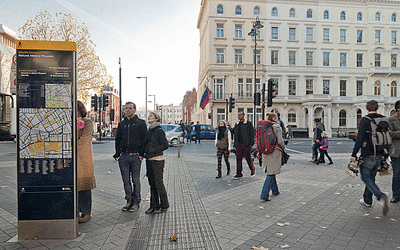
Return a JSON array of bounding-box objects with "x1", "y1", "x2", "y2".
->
[
  {"x1": 185, "y1": 122, "x2": 192, "y2": 143},
  {"x1": 179, "y1": 120, "x2": 185, "y2": 144},
  {"x1": 195, "y1": 121, "x2": 201, "y2": 144},
  {"x1": 351, "y1": 100, "x2": 389, "y2": 215},
  {"x1": 114, "y1": 102, "x2": 147, "y2": 212},
  {"x1": 232, "y1": 112, "x2": 256, "y2": 179},
  {"x1": 311, "y1": 118, "x2": 325, "y2": 163},
  {"x1": 389, "y1": 100, "x2": 400, "y2": 203}
]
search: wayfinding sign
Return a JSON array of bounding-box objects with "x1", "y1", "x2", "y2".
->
[{"x1": 16, "y1": 40, "x2": 78, "y2": 239}]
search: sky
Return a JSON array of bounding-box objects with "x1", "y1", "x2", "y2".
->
[{"x1": 0, "y1": 0, "x2": 201, "y2": 109}]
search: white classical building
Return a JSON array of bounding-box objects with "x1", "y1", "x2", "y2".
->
[
  {"x1": 197, "y1": 0, "x2": 400, "y2": 137},
  {"x1": 160, "y1": 104, "x2": 183, "y2": 124}
]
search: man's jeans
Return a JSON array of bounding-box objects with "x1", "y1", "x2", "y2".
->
[
  {"x1": 118, "y1": 154, "x2": 141, "y2": 205},
  {"x1": 260, "y1": 175, "x2": 279, "y2": 200},
  {"x1": 391, "y1": 157, "x2": 400, "y2": 199},
  {"x1": 360, "y1": 156, "x2": 385, "y2": 205}
]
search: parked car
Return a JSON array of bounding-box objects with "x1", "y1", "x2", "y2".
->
[
  {"x1": 190, "y1": 124, "x2": 217, "y2": 140},
  {"x1": 160, "y1": 124, "x2": 184, "y2": 147},
  {"x1": 348, "y1": 131, "x2": 357, "y2": 141}
]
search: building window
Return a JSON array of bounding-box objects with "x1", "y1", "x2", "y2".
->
[
  {"x1": 235, "y1": 6, "x2": 242, "y2": 15},
  {"x1": 340, "y1": 11, "x2": 346, "y2": 20},
  {"x1": 235, "y1": 25, "x2": 243, "y2": 38},
  {"x1": 289, "y1": 28, "x2": 296, "y2": 40},
  {"x1": 375, "y1": 53, "x2": 381, "y2": 67},
  {"x1": 271, "y1": 7, "x2": 278, "y2": 17},
  {"x1": 271, "y1": 50, "x2": 278, "y2": 65},
  {"x1": 306, "y1": 51, "x2": 313, "y2": 65},
  {"x1": 340, "y1": 80, "x2": 347, "y2": 96},
  {"x1": 357, "y1": 80, "x2": 363, "y2": 96},
  {"x1": 217, "y1": 5, "x2": 224, "y2": 14},
  {"x1": 356, "y1": 53, "x2": 363, "y2": 67},
  {"x1": 216, "y1": 49, "x2": 225, "y2": 63},
  {"x1": 255, "y1": 50, "x2": 261, "y2": 64},
  {"x1": 256, "y1": 78, "x2": 261, "y2": 92},
  {"x1": 339, "y1": 110, "x2": 347, "y2": 127},
  {"x1": 392, "y1": 81, "x2": 397, "y2": 97},
  {"x1": 357, "y1": 12, "x2": 362, "y2": 21},
  {"x1": 254, "y1": 7, "x2": 260, "y2": 16},
  {"x1": 375, "y1": 30, "x2": 381, "y2": 43},
  {"x1": 217, "y1": 109, "x2": 225, "y2": 121},
  {"x1": 391, "y1": 31, "x2": 397, "y2": 44},
  {"x1": 374, "y1": 81, "x2": 381, "y2": 95},
  {"x1": 289, "y1": 51, "x2": 296, "y2": 65},
  {"x1": 323, "y1": 10, "x2": 329, "y2": 19},
  {"x1": 289, "y1": 79, "x2": 296, "y2": 95},
  {"x1": 307, "y1": 9, "x2": 312, "y2": 18},
  {"x1": 340, "y1": 53, "x2": 347, "y2": 67},
  {"x1": 323, "y1": 28, "x2": 330, "y2": 42},
  {"x1": 289, "y1": 8, "x2": 295, "y2": 17},
  {"x1": 247, "y1": 108, "x2": 253, "y2": 124},
  {"x1": 238, "y1": 78, "x2": 244, "y2": 98},
  {"x1": 392, "y1": 13, "x2": 397, "y2": 22},
  {"x1": 375, "y1": 12, "x2": 381, "y2": 21},
  {"x1": 288, "y1": 110, "x2": 296, "y2": 124},
  {"x1": 217, "y1": 24, "x2": 224, "y2": 38},
  {"x1": 392, "y1": 54, "x2": 397, "y2": 67},
  {"x1": 323, "y1": 52, "x2": 330, "y2": 66},
  {"x1": 235, "y1": 49, "x2": 243, "y2": 64},
  {"x1": 214, "y1": 79, "x2": 224, "y2": 100},
  {"x1": 340, "y1": 29, "x2": 346, "y2": 43},
  {"x1": 256, "y1": 30, "x2": 261, "y2": 39},
  {"x1": 246, "y1": 78, "x2": 253, "y2": 98},
  {"x1": 323, "y1": 80, "x2": 330, "y2": 94},
  {"x1": 256, "y1": 108, "x2": 262, "y2": 123},
  {"x1": 357, "y1": 30, "x2": 363, "y2": 43},
  {"x1": 306, "y1": 79, "x2": 314, "y2": 95},
  {"x1": 271, "y1": 27, "x2": 278, "y2": 39},
  {"x1": 306, "y1": 27, "x2": 313, "y2": 41}
]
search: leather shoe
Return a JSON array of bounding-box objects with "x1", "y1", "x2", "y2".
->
[
  {"x1": 390, "y1": 197, "x2": 400, "y2": 203},
  {"x1": 78, "y1": 214, "x2": 91, "y2": 223}
]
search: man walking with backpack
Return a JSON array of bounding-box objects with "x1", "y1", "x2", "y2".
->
[{"x1": 350, "y1": 100, "x2": 390, "y2": 215}]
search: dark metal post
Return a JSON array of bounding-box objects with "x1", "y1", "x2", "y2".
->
[
  {"x1": 119, "y1": 57, "x2": 122, "y2": 121},
  {"x1": 99, "y1": 95, "x2": 102, "y2": 142},
  {"x1": 262, "y1": 83, "x2": 266, "y2": 120},
  {"x1": 226, "y1": 98, "x2": 228, "y2": 122},
  {"x1": 253, "y1": 32, "x2": 257, "y2": 126}
]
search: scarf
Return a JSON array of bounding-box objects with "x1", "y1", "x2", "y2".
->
[
  {"x1": 149, "y1": 122, "x2": 161, "y2": 130},
  {"x1": 218, "y1": 126, "x2": 226, "y2": 140}
]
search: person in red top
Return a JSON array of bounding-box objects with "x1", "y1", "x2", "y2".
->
[{"x1": 316, "y1": 131, "x2": 333, "y2": 165}]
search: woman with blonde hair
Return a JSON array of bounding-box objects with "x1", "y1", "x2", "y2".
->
[
  {"x1": 260, "y1": 113, "x2": 285, "y2": 201},
  {"x1": 215, "y1": 120, "x2": 232, "y2": 178}
]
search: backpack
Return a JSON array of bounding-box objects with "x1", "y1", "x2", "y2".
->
[
  {"x1": 256, "y1": 120, "x2": 277, "y2": 154},
  {"x1": 362, "y1": 116, "x2": 392, "y2": 156}
]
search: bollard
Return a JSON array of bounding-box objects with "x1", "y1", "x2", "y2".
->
[{"x1": 178, "y1": 136, "x2": 181, "y2": 158}]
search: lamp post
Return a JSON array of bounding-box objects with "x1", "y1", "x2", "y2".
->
[
  {"x1": 148, "y1": 94, "x2": 156, "y2": 111},
  {"x1": 119, "y1": 57, "x2": 122, "y2": 121},
  {"x1": 136, "y1": 76, "x2": 148, "y2": 120},
  {"x1": 248, "y1": 16, "x2": 264, "y2": 125}
]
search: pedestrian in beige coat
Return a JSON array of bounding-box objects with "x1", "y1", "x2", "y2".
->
[
  {"x1": 77, "y1": 100, "x2": 96, "y2": 223},
  {"x1": 260, "y1": 113, "x2": 285, "y2": 201}
]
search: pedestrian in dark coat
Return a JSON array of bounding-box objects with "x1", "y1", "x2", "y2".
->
[
  {"x1": 389, "y1": 100, "x2": 400, "y2": 203},
  {"x1": 195, "y1": 121, "x2": 201, "y2": 143}
]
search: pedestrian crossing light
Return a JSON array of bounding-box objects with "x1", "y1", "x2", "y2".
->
[
  {"x1": 229, "y1": 95, "x2": 236, "y2": 113},
  {"x1": 254, "y1": 92, "x2": 261, "y2": 106},
  {"x1": 267, "y1": 79, "x2": 277, "y2": 107},
  {"x1": 102, "y1": 94, "x2": 109, "y2": 111},
  {"x1": 91, "y1": 95, "x2": 98, "y2": 111}
]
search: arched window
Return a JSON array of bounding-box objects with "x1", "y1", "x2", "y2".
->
[
  {"x1": 375, "y1": 12, "x2": 381, "y2": 21},
  {"x1": 340, "y1": 11, "x2": 346, "y2": 20},
  {"x1": 323, "y1": 10, "x2": 329, "y2": 19},
  {"x1": 339, "y1": 110, "x2": 347, "y2": 127},
  {"x1": 374, "y1": 80, "x2": 381, "y2": 95},
  {"x1": 307, "y1": 9, "x2": 312, "y2": 18},
  {"x1": 217, "y1": 5, "x2": 223, "y2": 14},
  {"x1": 357, "y1": 109, "x2": 362, "y2": 127},
  {"x1": 288, "y1": 110, "x2": 296, "y2": 124},
  {"x1": 235, "y1": 6, "x2": 242, "y2": 15},
  {"x1": 271, "y1": 7, "x2": 278, "y2": 17},
  {"x1": 289, "y1": 8, "x2": 295, "y2": 17},
  {"x1": 254, "y1": 7, "x2": 260, "y2": 16},
  {"x1": 357, "y1": 12, "x2": 362, "y2": 21},
  {"x1": 392, "y1": 81, "x2": 397, "y2": 97},
  {"x1": 392, "y1": 13, "x2": 397, "y2": 22}
]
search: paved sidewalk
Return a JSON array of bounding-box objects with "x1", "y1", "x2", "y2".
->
[{"x1": 0, "y1": 141, "x2": 399, "y2": 250}]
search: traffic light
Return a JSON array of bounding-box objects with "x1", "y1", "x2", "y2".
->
[
  {"x1": 267, "y1": 79, "x2": 278, "y2": 107},
  {"x1": 110, "y1": 109, "x2": 115, "y2": 122},
  {"x1": 102, "y1": 94, "x2": 109, "y2": 111},
  {"x1": 229, "y1": 95, "x2": 236, "y2": 113},
  {"x1": 254, "y1": 92, "x2": 261, "y2": 106},
  {"x1": 91, "y1": 95, "x2": 98, "y2": 111},
  {"x1": 208, "y1": 113, "x2": 211, "y2": 119}
]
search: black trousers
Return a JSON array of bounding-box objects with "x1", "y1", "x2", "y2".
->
[
  {"x1": 318, "y1": 149, "x2": 332, "y2": 163},
  {"x1": 146, "y1": 160, "x2": 169, "y2": 209}
]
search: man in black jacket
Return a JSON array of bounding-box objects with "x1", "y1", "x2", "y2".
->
[
  {"x1": 350, "y1": 100, "x2": 389, "y2": 215},
  {"x1": 114, "y1": 102, "x2": 147, "y2": 212},
  {"x1": 195, "y1": 121, "x2": 201, "y2": 144},
  {"x1": 232, "y1": 112, "x2": 256, "y2": 179}
]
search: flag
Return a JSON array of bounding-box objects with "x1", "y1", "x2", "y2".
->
[{"x1": 199, "y1": 86, "x2": 211, "y2": 110}]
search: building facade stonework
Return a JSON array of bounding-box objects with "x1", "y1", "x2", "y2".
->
[{"x1": 197, "y1": 0, "x2": 400, "y2": 137}]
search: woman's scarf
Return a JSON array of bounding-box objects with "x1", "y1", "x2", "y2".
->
[
  {"x1": 217, "y1": 126, "x2": 226, "y2": 140},
  {"x1": 149, "y1": 122, "x2": 161, "y2": 130}
]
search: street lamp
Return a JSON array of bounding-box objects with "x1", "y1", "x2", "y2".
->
[
  {"x1": 136, "y1": 76, "x2": 148, "y2": 121},
  {"x1": 248, "y1": 16, "x2": 264, "y2": 125},
  {"x1": 148, "y1": 94, "x2": 156, "y2": 111}
]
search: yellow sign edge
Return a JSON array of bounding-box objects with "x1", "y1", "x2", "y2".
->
[{"x1": 16, "y1": 40, "x2": 77, "y2": 52}]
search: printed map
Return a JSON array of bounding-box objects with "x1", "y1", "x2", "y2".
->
[
  {"x1": 45, "y1": 83, "x2": 72, "y2": 108},
  {"x1": 19, "y1": 108, "x2": 72, "y2": 159}
]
